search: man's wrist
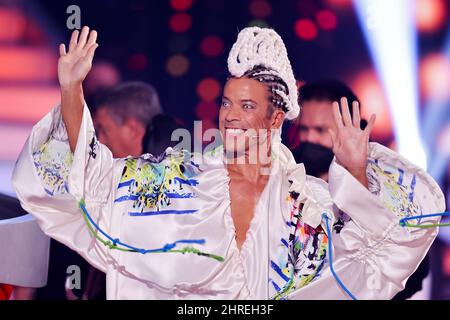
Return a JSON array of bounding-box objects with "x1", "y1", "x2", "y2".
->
[
  {"x1": 347, "y1": 167, "x2": 368, "y2": 188},
  {"x1": 60, "y1": 81, "x2": 83, "y2": 94}
]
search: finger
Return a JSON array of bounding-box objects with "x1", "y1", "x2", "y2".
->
[
  {"x1": 59, "y1": 43, "x2": 66, "y2": 56},
  {"x1": 340, "y1": 97, "x2": 352, "y2": 126},
  {"x1": 85, "y1": 43, "x2": 99, "y2": 63},
  {"x1": 332, "y1": 101, "x2": 344, "y2": 129},
  {"x1": 77, "y1": 26, "x2": 90, "y2": 50},
  {"x1": 363, "y1": 114, "x2": 376, "y2": 136},
  {"x1": 352, "y1": 100, "x2": 361, "y2": 128},
  {"x1": 68, "y1": 29, "x2": 79, "y2": 51},
  {"x1": 86, "y1": 30, "x2": 97, "y2": 47},
  {"x1": 328, "y1": 128, "x2": 337, "y2": 148}
]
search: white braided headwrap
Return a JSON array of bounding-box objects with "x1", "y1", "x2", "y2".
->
[{"x1": 227, "y1": 27, "x2": 299, "y2": 120}]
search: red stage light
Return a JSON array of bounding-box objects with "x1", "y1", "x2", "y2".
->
[
  {"x1": 296, "y1": 80, "x2": 306, "y2": 89},
  {"x1": 0, "y1": 86, "x2": 60, "y2": 123},
  {"x1": 127, "y1": 53, "x2": 148, "y2": 72},
  {"x1": 200, "y1": 36, "x2": 224, "y2": 57},
  {"x1": 195, "y1": 101, "x2": 219, "y2": 120},
  {"x1": 294, "y1": 19, "x2": 318, "y2": 41},
  {"x1": 316, "y1": 10, "x2": 338, "y2": 31},
  {"x1": 0, "y1": 9, "x2": 26, "y2": 42},
  {"x1": 0, "y1": 284, "x2": 14, "y2": 300},
  {"x1": 201, "y1": 119, "x2": 218, "y2": 133},
  {"x1": 297, "y1": 1, "x2": 316, "y2": 16},
  {"x1": 197, "y1": 78, "x2": 221, "y2": 102},
  {"x1": 169, "y1": 13, "x2": 192, "y2": 33},
  {"x1": 170, "y1": 0, "x2": 193, "y2": 11},
  {"x1": 325, "y1": 0, "x2": 353, "y2": 9},
  {"x1": 166, "y1": 54, "x2": 190, "y2": 77},
  {"x1": 420, "y1": 53, "x2": 450, "y2": 101},
  {"x1": 416, "y1": 0, "x2": 447, "y2": 33},
  {"x1": 349, "y1": 69, "x2": 393, "y2": 140},
  {"x1": 249, "y1": 0, "x2": 272, "y2": 19},
  {"x1": 0, "y1": 47, "x2": 57, "y2": 82}
]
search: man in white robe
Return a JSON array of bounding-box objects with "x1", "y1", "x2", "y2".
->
[{"x1": 11, "y1": 26, "x2": 445, "y2": 300}]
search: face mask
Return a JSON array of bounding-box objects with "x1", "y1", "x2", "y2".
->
[{"x1": 292, "y1": 142, "x2": 334, "y2": 178}]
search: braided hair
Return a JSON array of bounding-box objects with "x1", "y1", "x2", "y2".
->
[{"x1": 242, "y1": 65, "x2": 290, "y2": 117}]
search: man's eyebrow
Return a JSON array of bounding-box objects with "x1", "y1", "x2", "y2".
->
[
  {"x1": 240, "y1": 99, "x2": 258, "y2": 104},
  {"x1": 222, "y1": 96, "x2": 231, "y2": 100}
]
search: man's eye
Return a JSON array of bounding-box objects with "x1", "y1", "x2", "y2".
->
[
  {"x1": 221, "y1": 101, "x2": 230, "y2": 108},
  {"x1": 243, "y1": 104, "x2": 254, "y2": 109}
]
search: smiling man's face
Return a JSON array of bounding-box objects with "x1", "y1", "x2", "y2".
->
[{"x1": 219, "y1": 77, "x2": 284, "y2": 156}]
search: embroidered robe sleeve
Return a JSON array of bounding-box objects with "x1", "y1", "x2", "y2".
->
[
  {"x1": 12, "y1": 103, "x2": 119, "y2": 272},
  {"x1": 286, "y1": 142, "x2": 445, "y2": 300}
]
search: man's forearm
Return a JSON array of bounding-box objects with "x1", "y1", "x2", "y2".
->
[{"x1": 61, "y1": 83, "x2": 84, "y2": 153}]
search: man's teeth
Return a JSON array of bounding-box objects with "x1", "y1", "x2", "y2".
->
[{"x1": 226, "y1": 128, "x2": 246, "y2": 134}]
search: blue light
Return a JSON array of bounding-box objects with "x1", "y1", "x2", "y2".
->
[{"x1": 354, "y1": 0, "x2": 427, "y2": 168}]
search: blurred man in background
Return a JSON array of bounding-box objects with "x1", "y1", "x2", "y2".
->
[
  {"x1": 290, "y1": 80, "x2": 366, "y2": 181},
  {"x1": 94, "y1": 81, "x2": 163, "y2": 158},
  {"x1": 289, "y1": 79, "x2": 428, "y2": 300}
]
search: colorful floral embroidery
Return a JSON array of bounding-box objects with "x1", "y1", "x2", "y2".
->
[
  {"x1": 115, "y1": 149, "x2": 201, "y2": 215},
  {"x1": 270, "y1": 201, "x2": 328, "y2": 300},
  {"x1": 367, "y1": 159, "x2": 422, "y2": 219},
  {"x1": 33, "y1": 138, "x2": 73, "y2": 196}
]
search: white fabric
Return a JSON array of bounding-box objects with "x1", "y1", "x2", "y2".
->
[{"x1": 12, "y1": 103, "x2": 445, "y2": 299}]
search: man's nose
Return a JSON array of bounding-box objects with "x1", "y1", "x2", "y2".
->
[{"x1": 224, "y1": 106, "x2": 240, "y2": 122}]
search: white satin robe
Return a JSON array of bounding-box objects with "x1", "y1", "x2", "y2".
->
[{"x1": 11, "y1": 103, "x2": 445, "y2": 300}]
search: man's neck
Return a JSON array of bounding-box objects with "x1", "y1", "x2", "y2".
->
[
  {"x1": 225, "y1": 152, "x2": 272, "y2": 184},
  {"x1": 227, "y1": 163, "x2": 268, "y2": 183}
]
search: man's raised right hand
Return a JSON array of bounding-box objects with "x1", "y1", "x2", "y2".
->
[{"x1": 58, "y1": 26, "x2": 98, "y2": 89}]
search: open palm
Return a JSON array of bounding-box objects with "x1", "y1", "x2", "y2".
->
[
  {"x1": 58, "y1": 26, "x2": 98, "y2": 88},
  {"x1": 329, "y1": 97, "x2": 376, "y2": 179}
]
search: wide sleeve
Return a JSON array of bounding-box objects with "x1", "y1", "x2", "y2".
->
[
  {"x1": 11, "y1": 102, "x2": 118, "y2": 273},
  {"x1": 288, "y1": 142, "x2": 445, "y2": 300}
]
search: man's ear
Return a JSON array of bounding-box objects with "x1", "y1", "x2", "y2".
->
[
  {"x1": 271, "y1": 110, "x2": 285, "y2": 129},
  {"x1": 125, "y1": 117, "x2": 146, "y2": 140}
]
